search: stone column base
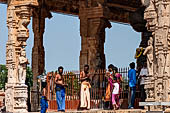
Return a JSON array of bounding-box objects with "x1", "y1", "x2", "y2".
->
[
  {"x1": 31, "y1": 89, "x2": 39, "y2": 111},
  {"x1": 5, "y1": 83, "x2": 28, "y2": 112}
]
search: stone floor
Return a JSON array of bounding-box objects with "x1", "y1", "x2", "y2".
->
[
  {"x1": 47, "y1": 109, "x2": 146, "y2": 113},
  {"x1": 3, "y1": 109, "x2": 170, "y2": 113},
  {"x1": 45, "y1": 109, "x2": 170, "y2": 113}
]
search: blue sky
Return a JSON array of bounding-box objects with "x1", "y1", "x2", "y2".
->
[{"x1": 0, "y1": 4, "x2": 141, "y2": 72}]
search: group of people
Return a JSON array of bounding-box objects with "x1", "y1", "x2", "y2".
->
[
  {"x1": 105, "y1": 62, "x2": 147, "y2": 110},
  {"x1": 40, "y1": 62, "x2": 148, "y2": 112},
  {"x1": 105, "y1": 64, "x2": 122, "y2": 110},
  {"x1": 53, "y1": 65, "x2": 92, "y2": 112}
]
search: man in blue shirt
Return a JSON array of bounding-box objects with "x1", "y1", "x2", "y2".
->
[{"x1": 128, "y1": 62, "x2": 136, "y2": 109}]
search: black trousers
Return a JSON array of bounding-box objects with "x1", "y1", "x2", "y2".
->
[
  {"x1": 140, "y1": 84, "x2": 146, "y2": 109},
  {"x1": 140, "y1": 84, "x2": 146, "y2": 102}
]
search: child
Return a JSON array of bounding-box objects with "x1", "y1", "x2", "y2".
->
[
  {"x1": 112, "y1": 77, "x2": 120, "y2": 110},
  {"x1": 40, "y1": 85, "x2": 48, "y2": 113}
]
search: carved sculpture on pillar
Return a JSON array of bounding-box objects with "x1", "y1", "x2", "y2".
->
[
  {"x1": 142, "y1": 0, "x2": 170, "y2": 105},
  {"x1": 143, "y1": 37, "x2": 153, "y2": 76},
  {"x1": 5, "y1": 0, "x2": 38, "y2": 112},
  {"x1": 18, "y1": 48, "x2": 29, "y2": 84}
]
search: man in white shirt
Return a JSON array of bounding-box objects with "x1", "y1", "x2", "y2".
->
[{"x1": 139, "y1": 63, "x2": 148, "y2": 104}]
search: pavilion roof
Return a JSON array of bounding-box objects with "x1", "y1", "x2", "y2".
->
[{"x1": 0, "y1": 0, "x2": 142, "y2": 23}]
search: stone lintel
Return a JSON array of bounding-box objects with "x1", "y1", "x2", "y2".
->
[{"x1": 79, "y1": 6, "x2": 110, "y2": 20}]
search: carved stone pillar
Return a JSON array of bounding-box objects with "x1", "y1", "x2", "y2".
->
[
  {"x1": 142, "y1": 0, "x2": 170, "y2": 104},
  {"x1": 5, "y1": 0, "x2": 38, "y2": 112},
  {"x1": 31, "y1": 10, "x2": 45, "y2": 111},
  {"x1": 31, "y1": 6, "x2": 51, "y2": 111},
  {"x1": 79, "y1": 1, "x2": 111, "y2": 71}
]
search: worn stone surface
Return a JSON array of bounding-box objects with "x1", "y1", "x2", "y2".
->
[
  {"x1": 142, "y1": 0, "x2": 170, "y2": 108},
  {"x1": 31, "y1": 7, "x2": 45, "y2": 112},
  {"x1": 79, "y1": 1, "x2": 111, "y2": 71},
  {"x1": 5, "y1": 0, "x2": 38, "y2": 112},
  {"x1": 31, "y1": 1, "x2": 52, "y2": 111}
]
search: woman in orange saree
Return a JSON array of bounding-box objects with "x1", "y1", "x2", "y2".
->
[{"x1": 105, "y1": 64, "x2": 114, "y2": 108}]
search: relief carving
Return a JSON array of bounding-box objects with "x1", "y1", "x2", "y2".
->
[
  {"x1": 5, "y1": 88, "x2": 13, "y2": 112},
  {"x1": 18, "y1": 48, "x2": 29, "y2": 84},
  {"x1": 144, "y1": 0, "x2": 158, "y2": 31},
  {"x1": 144, "y1": 0, "x2": 170, "y2": 104},
  {"x1": 143, "y1": 37, "x2": 154, "y2": 76},
  {"x1": 156, "y1": 83, "x2": 163, "y2": 101},
  {"x1": 149, "y1": 89, "x2": 154, "y2": 99},
  {"x1": 8, "y1": 64, "x2": 15, "y2": 83},
  {"x1": 15, "y1": 97, "x2": 27, "y2": 107},
  {"x1": 5, "y1": 2, "x2": 33, "y2": 112}
]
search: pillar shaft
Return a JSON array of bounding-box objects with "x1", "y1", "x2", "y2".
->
[
  {"x1": 79, "y1": 2, "x2": 111, "y2": 71},
  {"x1": 31, "y1": 8, "x2": 45, "y2": 111}
]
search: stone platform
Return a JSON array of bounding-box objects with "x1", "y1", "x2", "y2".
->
[
  {"x1": 47, "y1": 109, "x2": 146, "y2": 113},
  {"x1": 45, "y1": 109, "x2": 170, "y2": 113}
]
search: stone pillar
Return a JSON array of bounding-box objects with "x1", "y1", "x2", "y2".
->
[
  {"x1": 142, "y1": 0, "x2": 170, "y2": 104},
  {"x1": 31, "y1": 9, "x2": 45, "y2": 112},
  {"x1": 79, "y1": 1, "x2": 111, "y2": 71},
  {"x1": 5, "y1": 0, "x2": 38, "y2": 112},
  {"x1": 31, "y1": 6, "x2": 51, "y2": 111}
]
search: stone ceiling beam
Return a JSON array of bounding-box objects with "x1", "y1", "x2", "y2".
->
[
  {"x1": 108, "y1": 8, "x2": 130, "y2": 24},
  {"x1": 107, "y1": 3, "x2": 137, "y2": 12},
  {"x1": 0, "y1": 0, "x2": 143, "y2": 24}
]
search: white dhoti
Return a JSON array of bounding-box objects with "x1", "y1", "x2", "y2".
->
[{"x1": 80, "y1": 81, "x2": 91, "y2": 109}]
